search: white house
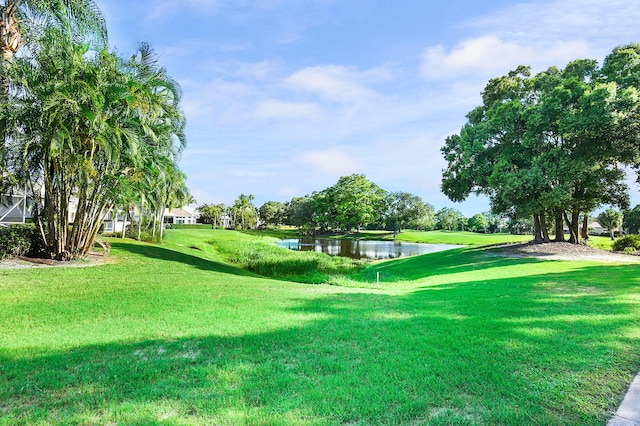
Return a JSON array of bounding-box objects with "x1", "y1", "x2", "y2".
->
[
  {"x1": 163, "y1": 207, "x2": 198, "y2": 226},
  {"x1": 102, "y1": 208, "x2": 132, "y2": 234}
]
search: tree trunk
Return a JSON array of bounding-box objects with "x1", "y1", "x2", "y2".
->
[
  {"x1": 121, "y1": 209, "x2": 127, "y2": 239},
  {"x1": 113, "y1": 207, "x2": 119, "y2": 236},
  {"x1": 137, "y1": 202, "x2": 143, "y2": 240},
  {"x1": 564, "y1": 210, "x2": 580, "y2": 244},
  {"x1": 159, "y1": 208, "x2": 166, "y2": 240},
  {"x1": 581, "y1": 214, "x2": 589, "y2": 242},
  {"x1": 555, "y1": 211, "x2": 565, "y2": 242},
  {"x1": 540, "y1": 210, "x2": 551, "y2": 242},
  {"x1": 533, "y1": 214, "x2": 543, "y2": 243},
  {"x1": 0, "y1": 2, "x2": 22, "y2": 63}
]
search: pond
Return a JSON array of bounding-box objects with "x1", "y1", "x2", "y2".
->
[{"x1": 276, "y1": 238, "x2": 462, "y2": 260}]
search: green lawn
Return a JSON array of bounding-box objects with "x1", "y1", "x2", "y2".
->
[{"x1": 1, "y1": 229, "x2": 639, "y2": 425}]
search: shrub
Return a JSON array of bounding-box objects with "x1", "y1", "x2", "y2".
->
[
  {"x1": 168, "y1": 224, "x2": 210, "y2": 230},
  {"x1": 137, "y1": 231, "x2": 161, "y2": 243},
  {"x1": 623, "y1": 246, "x2": 637, "y2": 256},
  {"x1": 0, "y1": 224, "x2": 42, "y2": 259},
  {"x1": 612, "y1": 234, "x2": 640, "y2": 252}
]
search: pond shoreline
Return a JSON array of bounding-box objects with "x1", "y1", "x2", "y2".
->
[{"x1": 276, "y1": 237, "x2": 463, "y2": 260}]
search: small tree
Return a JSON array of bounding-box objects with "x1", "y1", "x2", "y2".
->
[
  {"x1": 597, "y1": 208, "x2": 623, "y2": 240},
  {"x1": 623, "y1": 205, "x2": 640, "y2": 234},
  {"x1": 285, "y1": 196, "x2": 314, "y2": 234},
  {"x1": 259, "y1": 201, "x2": 286, "y2": 228},
  {"x1": 330, "y1": 174, "x2": 385, "y2": 233},
  {"x1": 383, "y1": 192, "x2": 428, "y2": 238},
  {"x1": 436, "y1": 207, "x2": 465, "y2": 231},
  {"x1": 467, "y1": 214, "x2": 489, "y2": 233},
  {"x1": 233, "y1": 194, "x2": 256, "y2": 230},
  {"x1": 407, "y1": 204, "x2": 437, "y2": 231},
  {"x1": 197, "y1": 203, "x2": 226, "y2": 228}
]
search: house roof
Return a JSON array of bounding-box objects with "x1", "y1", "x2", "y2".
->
[{"x1": 165, "y1": 208, "x2": 196, "y2": 218}]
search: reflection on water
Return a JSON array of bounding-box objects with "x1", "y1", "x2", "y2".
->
[{"x1": 276, "y1": 238, "x2": 462, "y2": 260}]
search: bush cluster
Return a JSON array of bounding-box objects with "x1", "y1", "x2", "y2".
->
[
  {"x1": 612, "y1": 234, "x2": 640, "y2": 252},
  {"x1": 0, "y1": 224, "x2": 43, "y2": 259},
  {"x1": 169, "y1": 224, "x2": 211, "y2": 230}
]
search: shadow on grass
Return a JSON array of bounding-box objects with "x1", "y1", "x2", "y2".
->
[
  {"x1": 2, "y1": 263, "x2": 639, "y2": 425},
  {"x1": 110, "y1": 241, "x2": 257, "y2": 277},
  {"x1": 355, "y1": 247, "x2": 545, "y2": 283}
]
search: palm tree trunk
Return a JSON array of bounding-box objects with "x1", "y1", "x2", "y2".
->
[
  {"x1": 137, "y1": 198, "x2": 143, "y2": 240},
  {"x1": 121, "y1": 208, "x2": 127, "y2": 238},
  {"x1": 1, "y1": 2, "x2": 22, "y2": 63},
  {"x1": 159, "y1": 208, "x2": 166, "y2": 240}
]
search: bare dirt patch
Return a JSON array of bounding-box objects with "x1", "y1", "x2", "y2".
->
[
  {"x1": 492, "y1": 241, "x2": 640, "y2": 263},
  {"x1": 0, "y1": 252, "x2": 112, "y2": 269}
]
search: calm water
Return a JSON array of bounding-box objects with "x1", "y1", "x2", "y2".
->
[{"x1": 276, "y1": 238, "x2": 462, "y2": 260}]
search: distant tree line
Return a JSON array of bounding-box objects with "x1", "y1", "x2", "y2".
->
[
  {"x1": 441, "y1": 44, "x2": 640, "y2": 244},
  {"x1": 197, "y1": 173, "x2": 535, "y2": 236}
]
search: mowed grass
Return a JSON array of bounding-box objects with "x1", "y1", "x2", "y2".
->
[{"x1": 0, "y1": 230, "x2": 638, "y2": 425}]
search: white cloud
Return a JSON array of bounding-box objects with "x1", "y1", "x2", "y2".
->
[
  {"x1": 180, "y1": 79, "x2": 258, "y2": 120},
  {"x1": 297, "y1": 149, "x2": 359, "y2": 177},
  {"x1": 286, "y1": 65, "x2": 387, "y2": 105},
  {"x1": 421, "y1": 36, "x2": 591, "y2": 80},
  {"x1": 420, "y1": 0, "x2": 640, "y2": 82},
  {"x1": 148, "y1": 0, "x2": 221, "y2": 19},
  {"x1": 421, "y1": 36, "x2": 527, "y2": 79},
  {"x1": 471, "y1": 0, "x2": 640, "y2": 43},
  {"x1": 251, "y1": 100, "x2": 323, "y2": 121},
  {"x1": 235, "y1": 61, "x2": 282, "y2": 81}
]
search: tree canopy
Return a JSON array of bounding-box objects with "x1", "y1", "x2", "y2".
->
[
  {"x1": 623, "y1": 204, "x2": 640, "y2": 234},
  {"x1": 441, "y1": 46, "x2": 640, "y2": 244},
  {"x1": 597, "y1": 208, "x2": 623, "y2": 240}
]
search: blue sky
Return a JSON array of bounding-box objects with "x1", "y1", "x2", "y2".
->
[{"x1": 99, "y1": 0, "x2": 640, "y2": 215}]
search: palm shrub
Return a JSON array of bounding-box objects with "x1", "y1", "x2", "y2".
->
[{"x1": 612, "y1": 234, "x2": 640, "y2": 251}]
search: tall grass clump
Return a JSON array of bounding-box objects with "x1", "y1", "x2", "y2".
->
[{"x1": 207, "y1": 232, "x2": 364, "y2": 283}]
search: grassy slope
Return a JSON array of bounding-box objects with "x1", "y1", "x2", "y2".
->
[{"x1": 0, "y1": 230, "x2": 638, "y2": 425}]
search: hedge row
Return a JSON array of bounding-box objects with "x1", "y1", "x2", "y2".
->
[
  {"x1": 167, "y1": 223, "x2": 211, "y2": 230},
  {"x1": 0, "y1": 224, "x2": 44, "y2": 259}
]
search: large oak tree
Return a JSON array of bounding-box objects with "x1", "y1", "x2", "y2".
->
[{"x1": 441, "y1": 47, "x2": 640, "y2": 244}]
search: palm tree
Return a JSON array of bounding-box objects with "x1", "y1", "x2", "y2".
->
[
  {"x1": 10, "y1": 29, "x2": 186, "y2": 258},
  {"x1": 0, "y1": 0, "x2": 107, "y2": 63},
  {"x1": 234, "y1": 194, "x2": 256, "y2": 230},
  {"x1": 1, "y1": 0, "x2": 107, "y2": 188}
]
